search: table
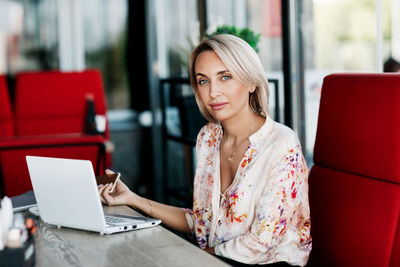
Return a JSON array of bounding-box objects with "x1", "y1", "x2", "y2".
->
[{"x1": 30, "y1": 205, "x2": 229, "y2": 267}]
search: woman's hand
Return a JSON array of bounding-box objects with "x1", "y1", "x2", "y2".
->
[
  {"x1": 98, "y1": 169, "x2": 136, "y2": 206},
  {"x1": 98, "y1": 170, "x2": 192, "y2": 234}
]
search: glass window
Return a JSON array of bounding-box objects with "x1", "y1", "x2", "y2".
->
[
  {"x1": 384, "y1": 0, "x2": 399, "y2": 71},
  {"x1": 82, "y1": 0, "x2": 129, "y2": 110},
  {"x1": 206, "y1": 0, "x2": 284, "y2": 122},
  {"x1": 5, "y1": 0, "x2": 59, "y2": 73},
  {"x1": 152, "y1": 0, "x2": 199, "y2": 78},
  {"x1": 2, "y1": 0, "x2": 129, "y2": 110},
  {"x1": 302, "y1": 0, "x2": 392, "y2": 162},
  {"x1": 247, "y1": 0, "x2": 283, "y2": 122}
]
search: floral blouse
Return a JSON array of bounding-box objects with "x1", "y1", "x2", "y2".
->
[{"x1": 184, "y1": 116, "x2": 312, "y2": 266}]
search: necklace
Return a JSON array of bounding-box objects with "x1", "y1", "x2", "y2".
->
[{"x1": 224, "y1": 138, "x2": 250, "y2": 161}]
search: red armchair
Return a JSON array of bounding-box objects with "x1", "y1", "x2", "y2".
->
[
  {"x1": 0, "y1": 70, "x2": 113, "y2": 197},
  {"x1": 0, "y1": 75, "x2": 14, "y2": 137},
  {"x1": 307, "y1": 74, "x2": 400, "y2": 266},
  {"x1": 14, "y1": 70, "x2": 110, "y2": 138}
]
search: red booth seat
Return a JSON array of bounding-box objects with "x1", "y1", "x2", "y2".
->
[
  {"x1": 0, "y1": 70, "x2": 112, "y2": 197},
  {"x1": 14, "y1": 70, "x2": 110, "y2": 138},
  {"x1": 308, "y1": 73, "x2": 400, "y2": 266},
  {"x1": 0, "y1": 75, "x2": 14, "y2": 137}
]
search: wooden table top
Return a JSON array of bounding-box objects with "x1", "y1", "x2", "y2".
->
[{"x1": 30, "y1": 205, "x2": 229, "y2": 267}]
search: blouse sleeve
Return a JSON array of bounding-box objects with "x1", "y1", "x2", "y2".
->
[
  {"x1": 183, "y1": 208, "x2": 195, "y2": 233},
  {"x1": 182, "y1": 123, "x2": 213, "y2": 234},
  {"x1": 214, "y1": 145, "x2": 309, "y2": 264}
]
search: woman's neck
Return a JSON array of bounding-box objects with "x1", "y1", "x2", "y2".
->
[{"x1": 221, "y1": 109, "x2": 265, "y2": 143}]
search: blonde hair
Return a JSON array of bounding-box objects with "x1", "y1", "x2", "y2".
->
[{"x1": 190, "y1": 34, "x2": 269, "y2": 123}]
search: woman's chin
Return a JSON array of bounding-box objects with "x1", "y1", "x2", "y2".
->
[{"x1": 212, "y1": 114, "x2": 232, "y2": 123}]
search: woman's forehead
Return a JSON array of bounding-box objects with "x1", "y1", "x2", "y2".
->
[{"x1": 195, "y1": 51, "x2": 228, "y2": 74}]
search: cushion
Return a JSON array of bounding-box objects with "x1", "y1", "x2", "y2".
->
[
  {"x1": 14, "y1": 70, "x2": 108, "y2": 137},
  {"x1": 314, "y1": 73, "x2": 400, "y2": 184},
  {"x1": 308, "y1": 165, "x2": 400, "y2": 267},
  {"x1": 0, "y1": 75, "x2": 14, "y2": 137}
]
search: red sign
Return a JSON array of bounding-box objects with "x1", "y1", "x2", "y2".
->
[{"x1": 262, "y1": 0, "x2": 282, "y2": 37}]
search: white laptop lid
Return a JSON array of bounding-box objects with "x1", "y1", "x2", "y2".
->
[{"x1": 26, "y1": 156, "x2": 107, "y2": 232}]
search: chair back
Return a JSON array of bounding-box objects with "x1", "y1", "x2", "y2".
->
[
  {"x1": 0, "y1": 75, "x2": 14, "y2": 137},
  {"x1": 14, "y1": 70, "x2": 110, "y2": 139},
  {"x1": 308, "y1": 73, "x2": 400, "y2": 266}
]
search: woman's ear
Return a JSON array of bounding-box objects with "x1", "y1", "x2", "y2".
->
[{"x1": 249, "y1": 86, "x2": 256, "y2": 93}]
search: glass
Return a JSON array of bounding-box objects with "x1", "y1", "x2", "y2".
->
[
  {"x1": 153, "y1": 0, "x2": 199, "y2": 78},
  {"x1": 6, "y1": 0, "x2": 59, "y2": 73},
  {"x1": 247, "y1": 0, "x2": 283, "y2": 122},
  {"x1": 82, "y1": 0, "x2": 129, "y2": 110},
  {"x1": 3, "y1": 0, "x2": 129, "y2": 110},
  {"x1": 302, "y1": 0, "x2": 392, "y2": 163},
  {"x1": 206, "y1": 0, "x2": 284, "y2": 122}
]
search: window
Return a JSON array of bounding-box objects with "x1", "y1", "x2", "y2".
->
[
  {"x1": 302, "y1": 0, "x2": 393, "y2": 162},
  {"x1": 83, "y1": 0, "x2": 129, "y2": 110},
  {"x1": 4, "y1": 0, "x2": 59, "y2": 73},
  {"x1": 206, "y1": 0, "x2": 284, "y2": 122}
]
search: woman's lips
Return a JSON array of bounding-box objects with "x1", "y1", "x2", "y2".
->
[{"x1": 210, "y1": 102, "x2": 228, "y2": 110}]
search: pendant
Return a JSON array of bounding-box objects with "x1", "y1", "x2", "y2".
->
[{"x1": 228, "y1": 152, "x2": 234, "y2": 161}]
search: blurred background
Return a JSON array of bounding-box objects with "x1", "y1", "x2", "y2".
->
[{"x1": 1, "y1": 0, "x2": 399, "y2": 206}]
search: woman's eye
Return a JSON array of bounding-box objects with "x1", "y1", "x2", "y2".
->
[
  {"x1": 198, "y1": 79, "x2": 208, "y2": 85},
  {"x1": 221, "y1": 75, "x2": 231, "y2": 81}
]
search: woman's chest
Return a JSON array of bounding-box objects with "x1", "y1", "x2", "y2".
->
[{"x1": 211, "y1": 181, "x2": 260, "y2": 244}]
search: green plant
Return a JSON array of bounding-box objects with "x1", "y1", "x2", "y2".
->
[{"x1": 207, "y1": 25, "x2": 261, "y2": 53}]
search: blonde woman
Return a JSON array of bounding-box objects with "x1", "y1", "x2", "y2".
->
[{"x1": 99, "y1": 34, "x2": 311, "y2": 266}]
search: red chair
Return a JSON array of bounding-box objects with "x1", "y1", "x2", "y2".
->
[
  {"x1": 307, "y1": 74, "x2": 400, "y2": 266},
  {"x1": 0, "y1": 70, "x2": 113, "y2": 197},
  {"x1": 14, "y1": 70, "x2": 110, "y2": 139},
  {"x1": 0, "y1": 75, "x2": 14, "y2": 137}
]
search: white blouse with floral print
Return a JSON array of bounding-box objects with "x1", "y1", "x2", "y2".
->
[{"x1": 184, "y1": 116, "x2": 312, "y2": 266}]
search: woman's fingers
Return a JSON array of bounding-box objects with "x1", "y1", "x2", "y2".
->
[
  {"x1": 98, "y1": 183, "x2": 113, "y2": 204},
  {"x1": 98, "y1": 184, "x2": 107, "y2": 203},
  {"x1": 102, "y1": 184, "x2": 114, "y2": 205},
  {"x1": 105, "y1": 169, "x2": 115, "y2": 175}
]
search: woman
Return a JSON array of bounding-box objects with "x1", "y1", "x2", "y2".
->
[{"x1": 99, "y1": 34, "x2": 312, "y2": 266}]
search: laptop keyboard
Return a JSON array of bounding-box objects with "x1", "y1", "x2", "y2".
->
[
  {"x1": 105, "y1": 216, "x2": 128, "y2": 224},
  {"x1": 105, "y1": 215, "x2": 143, "y2": 226}
]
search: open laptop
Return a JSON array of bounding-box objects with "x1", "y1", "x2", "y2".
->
[
  {"x1": 11, "y1": 190, "x2": 37, "y2": 212},
  {"x1": 26, "y1": 156, "x2": 161, "y2": 234}
]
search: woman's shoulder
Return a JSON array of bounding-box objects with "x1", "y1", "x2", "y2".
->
[
  {"x1": 196, "y1": 122, "x2": 222, "y2": 144},
  {"x1": 267, "y1": 119, "x2": 302, "y2": 152},
  {"x1": 262, "y1": 120, "x2": 306, "y2": 171},
  {"x1": 200, "y1": 121, "x2": 221, "y2": 132}
]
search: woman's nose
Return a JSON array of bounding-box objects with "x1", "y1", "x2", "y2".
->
[{"x1": 209, "y1": 82, "x2": 221, "y2": 97}]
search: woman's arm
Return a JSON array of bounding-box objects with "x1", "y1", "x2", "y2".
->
[
  {"x1": 98, "y1": 171, "x2": 191, "y2": 234},
  {"x1": 127, "y1": 193, "x2": 191, "y2": 233}
]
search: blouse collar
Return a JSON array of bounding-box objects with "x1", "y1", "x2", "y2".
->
[{"x1": 248, "y1": 115, "x2": 272, "y2": 144}]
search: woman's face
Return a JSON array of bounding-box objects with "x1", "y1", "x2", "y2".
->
[{"x1": 194, "y1": 51, "x2": 253, "y2": 123}]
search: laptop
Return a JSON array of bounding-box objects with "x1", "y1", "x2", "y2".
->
[
  {"x1": 11, "y1": 190, "x2": 37, "y2": 212},
  {"x1": 26, "y1": 156, "x2": 161, "y2": 234}
]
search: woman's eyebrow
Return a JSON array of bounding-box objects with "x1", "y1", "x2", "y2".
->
[
  {"x1": 196, "y1": 70, "x2": 230, "y2": 77},
  {"x1": 216, "y1": 70, "x2": 230, "y2": 75}
]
